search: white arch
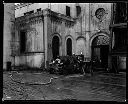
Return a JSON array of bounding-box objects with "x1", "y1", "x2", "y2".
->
[
  {"x1": 90, "y1": 32, "x2": 110, "y2": 47},
  {"x1": 51, "y1": 33, "x2": 62, "y2": 45},
  {"x1": 65, "y1": 35, "x2": 74, "y2": 55},
  {"x1": 52, "y1": 33, "x2": 61, "y2": 56}
]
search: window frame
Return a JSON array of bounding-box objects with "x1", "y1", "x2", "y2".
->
[
  {"x1": 66, "y1": 6, "x2": 70, "y2": 17},
  {"x1": 20, "y1": 31, "x2": 26, "y2": 54},
  {"x1": 76, "y1": 6, "x2": 81, "y2": 17}
]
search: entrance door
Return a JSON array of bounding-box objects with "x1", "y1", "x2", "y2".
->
[
  {"x1": 67, "y1": 38, "x2": 72, "y2": 56},
  {"x1": 92, "y1": 46, "x2": 101, "y2": 68},
  {"x1": 92, "y1": 35, "x2": 109, "y2": 70},
  {"x1": 52, "y1": 36, "x2": 59, "y2": 59},
  {"x1": 92, "y1": 45, "x2": 109, "y2": 69},
  {"x1": 100, "y1": 45, "x2": 109, "y2": 69}
]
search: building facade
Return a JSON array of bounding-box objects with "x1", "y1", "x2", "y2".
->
[
  {"x1": 3, "y1": 3, "x2": 15, "y2": 70},
  {"x1": 110, "y1": 2, "x2": 127, "y2": 72},
  {"x1": 5, "y1": 3, "x2": 126, "y2": 72}
]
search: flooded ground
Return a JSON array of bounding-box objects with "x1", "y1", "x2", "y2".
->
[{"x1": 3, "y1": 71, "x2": 126, "y2": 102}]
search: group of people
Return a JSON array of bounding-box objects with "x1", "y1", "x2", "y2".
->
[{"x1": 49, "y1": 54, "x2": 95, "y2": 75}]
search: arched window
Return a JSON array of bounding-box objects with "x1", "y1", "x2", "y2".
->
[
  {"x1": 20, "y1": 31, "x2": 26, "y2": 53},
  {"x1": 76, "y1": 6, "x2": 81, "y2": 17},
  {"x1": 66, "y1": 38, "x2": 72, "y2": 56},
  {"x1": 52, "y1": 36, "x2": 59, "y2": 59}
]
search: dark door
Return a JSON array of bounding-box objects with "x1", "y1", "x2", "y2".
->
[
  {"x1": 92, "y1": 46, "x2": 101, "y2": 68},
  {"x1": 67, "y1": 38, "x2": 72, "y2": 56},
  {"x1": 92, "y1": 45, "x2": 109, "y2": 69},
  {"x1": 100, "y1": 45, "x2": 109, "y2": 69},
  {"x1": 52, "y1": 36, "x2": 59, "y2": 59},
  {"x1": 20, "y1": 31, "x2": 26, "y2": 53}
]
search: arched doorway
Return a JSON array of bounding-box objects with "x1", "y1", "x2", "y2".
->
[
  {"x1": 91, "y1": 35, "x2": 109, "y2": 70},
  {"x1": 52, "y1": 36, "x2": 59, "y2": 59},
  {"x1": 66, "y1": 38, "x2": 72, "y2": 56}
]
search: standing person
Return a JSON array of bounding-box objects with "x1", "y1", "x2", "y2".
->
[
  {"x1": 78, "y1": 56, "x2": 85, "y2": 74},
  {"x1": 63, "y1": 57, "x2": 70, "y2": 75},
  {"x1": 80, "y1": 52, "x2": 85, "y2": 75},
  {"x1": 72, "y1": 54, "x2": 79, "y2": 73},
  {"x1": 89, "y1": 59, "x2": 94, "y2": 76},
  {"x1": 55, "y1": 56, "x2": 61, "y2": 64}
]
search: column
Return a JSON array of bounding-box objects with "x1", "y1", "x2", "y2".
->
[
  {"x1": 43, "y1": 10, "x2": 49, "y2": 69},
  {"x1": 43, "y1": 9, "x2": 52, "y2": 69},
  {"x1": 61, "y1": 21, "x2": 65, "y2": 56}
]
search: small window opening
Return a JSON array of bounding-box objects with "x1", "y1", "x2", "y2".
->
[
  {"x1": 66, "y1": 6, "x2": 70, "y2": 16},
  {"x1": 37, "y1": 8, "x2": 41, "y2": 12},
  {"x1": 20, "y1": 31, "x2": 26, "y2": 53},
  {"x1": 76, "y1": 6, "x2": 81, "y2": 17}
]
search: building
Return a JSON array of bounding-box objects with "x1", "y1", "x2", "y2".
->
[
  {"x1": 110, "y1": 2, "x2": 127, "y2": 72},
  {"x1": 3, "y1": 3, "x2": 15, "y2": 70},
  {"x1": 4, "y1": 3, "x2": 126, "y2": 72}
]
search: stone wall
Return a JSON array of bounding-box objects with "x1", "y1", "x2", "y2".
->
[
  {"x1": 3, "y1": 3, "x2": 15, "y2": 70},
  {"x1": 14, "y1": 3, "x2": 112, "y2": 69},
  {"x1": 14, "y1": 11, "x2": 45, "y2": 69}
]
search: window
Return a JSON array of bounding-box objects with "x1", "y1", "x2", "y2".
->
[
  {"x1": 66, "y1": 6, "x2": 70, "y2": 16},
  {"x1": 76, "y1": 6, "x2": 81, "y2": 17},
  {"x1": 29, "y1": 10, "x2": 34, "y2": 14},
  {"x1": 24, "y1": 10, "x2": 34, "y2": 15},
  {"x1": 20, "y1": 31, "x2": 26, "y2": 53},
  {"x1": 114, "y1": 28, "x2": 127, "y2": 52},
  {"x1": 24, "y1": 12, "x2": 27, "y2": 15},
  {"x1": 115, "y1": 3, "x2": 127, "y2": 23},
  {"x1": 95, "y1": 8, "x2": 106, "y2": 20},
  {"x1": 37, "y1": 8, "x2": 41, "y2": 12}
]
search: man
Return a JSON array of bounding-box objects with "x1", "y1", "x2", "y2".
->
[
  {"x1": 55, "y1": 56, "x2": 61, "y2": 64},
  {"x1": 89, "y1": 59, "x2": 95, "y2": 76}
]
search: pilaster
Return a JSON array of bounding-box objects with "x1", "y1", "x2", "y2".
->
[{"x1": 43, "y1": 9, "x2": 52, "y2": 68}]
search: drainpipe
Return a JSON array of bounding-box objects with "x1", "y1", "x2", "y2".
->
[
  {"x1": 108, "y1": 3, "x2": 114, "y2": 71},
  {"x1": 42, "y1": 15, "x2": 45, "y2": 70},
  {"x1": 89, "y1": 3, "x2": 91, "y2": 60}
]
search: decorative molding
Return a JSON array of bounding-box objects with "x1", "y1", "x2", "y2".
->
[
  {"x1": 15, "y1": 3, "x2": 34, "y2": 10},
  {"x1": 65, "y1": 35, "x2": 73, "y2": 41},
  {"x1": 15, "y1": 11, "x2": 43, "y2": 23},
  {"x1": 91, "y1": 4, "x2": 109, "y2": 23},
  {"x1": 89, "y1": 32, "x2": 110, "y2": 46},
  {"x1": 76, "y1": 36, "x2": 86, "y2": 41}
]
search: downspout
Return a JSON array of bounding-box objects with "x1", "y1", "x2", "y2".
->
[
  {"x1": 89, "y1": 3, "x2": 90, "y2": 36},
  {"x1": 89, "y1": 3, "x2": 92, "y2": 60},
  {"x1": 42, "y1": 15, "x2": 45, "y2": 69},
  {"x1": 108, "y1": 3, "x2": 114, "y2": 71}
]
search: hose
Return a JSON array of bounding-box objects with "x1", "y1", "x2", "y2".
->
[{"x1": 9, "y1": 71, "x2": 59, "y2": 85}]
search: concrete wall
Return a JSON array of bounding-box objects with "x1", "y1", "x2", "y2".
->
[
  {"x1": 15, "y1": 53, "x2": 44, "y2": 68},
  {"x1": 14, "y1": 12, "x2": 45, "y2": 68},
  {"x1": 3, "y1": 3, "x2": 15, "y2": 69}
]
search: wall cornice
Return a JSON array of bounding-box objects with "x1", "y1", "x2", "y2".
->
[
  {"x1": 15, "y1": 3, "x2": 34, "y2": 10},
  {"x1": 45, "y1": 9, "x2": 75, "y2": 23}
]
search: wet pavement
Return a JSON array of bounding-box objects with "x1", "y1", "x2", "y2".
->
[{"x1": 3, "y1": 71, "x2": 126, "y2": 102}]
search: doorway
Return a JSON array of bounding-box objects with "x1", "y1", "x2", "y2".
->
[
  {"x1": 91, "y1": 35, "x2": 109, "y2": 70},
  {"x1": 92, "y1": 45, "x2": 109, "y2": 69},
  {"x1": 66, "y1": 38, "x2": 72, "y2": 56},
  {"x1": 52, "y1": 36, "x2": 59, "y2": 59}
]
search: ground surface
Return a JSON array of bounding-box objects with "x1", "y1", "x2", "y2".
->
[{"x1": 3, "y1": 70, "x2": 126, "y2": 102}]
